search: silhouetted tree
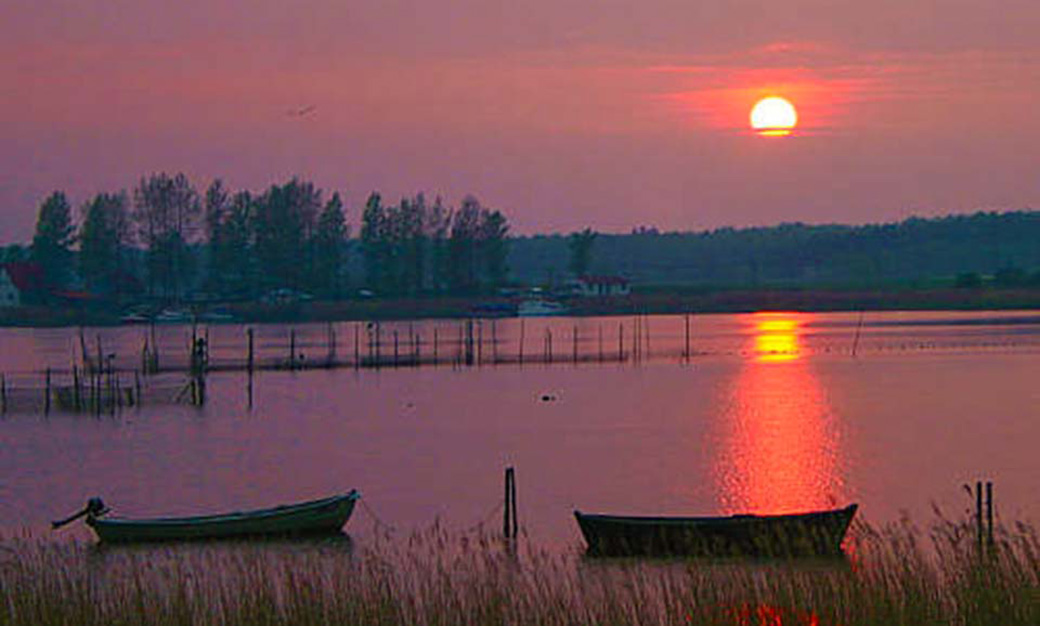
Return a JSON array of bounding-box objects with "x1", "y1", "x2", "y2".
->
[
  {"x1": 426, "y1": 196, "x2": 452, "y2": 292},
  {"x1": 133, "y1": 172, "x2": 200, "y2": 300},
  {"x1": 448, "y1": 196, "x2": 482, "y2": 293},
  {"x1": 480, "y1": 209, "x2": 510, "y2": 288},
  {"x1": 79, "y1": 192, "x2": 131, "y2": 295},
  {"x1": 215, "y1": 191, "x2": 254, "y2": 297},
  {"x1": 30, "y1": 191, "x2": 76, "y2": 290},
  {"x1": 395, "y1": 194, "x2": 427, "y2": 295},
  {"x1": 360, "y1": 192, "x2": 389, "y2": 292},
  {"x1": 203, "y1": 179, "x2": 230, "y2": 293},
  {"x1": 252, "y1": 178, "x2": 321, "y2": 291},
  {"x1": 567, "y1": 227, "x2": 597, "y2": 277},
  {"x1": 313, "y1": 192, "x2": 349, "y2": 298}
]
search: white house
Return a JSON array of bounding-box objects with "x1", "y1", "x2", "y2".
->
[
  {"x1": 0, "y1": 266, "x2": 21, "y2": 307},
  {"x1": 571, "y1": 275, "x2": 631, "y2": 297}
]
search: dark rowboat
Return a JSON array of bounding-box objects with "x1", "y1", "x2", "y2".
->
[
  {"x1": 574, "y1": 504, "x2": 857, "y2": 558},
  {"x1": 55, "y1": 491, "x2": 360, "y2": 543}
]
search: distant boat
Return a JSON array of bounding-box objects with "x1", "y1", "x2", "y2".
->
[
  {"x1": 119, "y1": 312, "x2": 151, "y2": 324},
  {"x1": 54, "y1": 491, "x2": 360, "y2": 543},
  {"x1": 472, "y1": 302, "x2": 516, "y2": 317},
  {"x1": 154, "y1": 308, "x2": 193, "y2": 324},
  {"x1": 518, "y1": 299, "x2": 568, "y2": 317},
  {"x1": 574, "y1": 504, "x2": 857, "y2": 558}
]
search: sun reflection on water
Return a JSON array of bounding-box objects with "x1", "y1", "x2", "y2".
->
[{"x1": 715, "y1": 312, "x2": 845, "y2": 514}]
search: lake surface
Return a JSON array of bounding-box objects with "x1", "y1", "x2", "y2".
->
[{"x1": 1, "y1": 310, "x2": 1038, "y2": 548}]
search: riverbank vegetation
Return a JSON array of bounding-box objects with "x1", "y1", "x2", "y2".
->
[
  {"x1": 4, "y1": 179, "x2": 1039, "y2": 313},
  {"x1": 2, "y1": 515, "x2": 1037, "y2": 625}
]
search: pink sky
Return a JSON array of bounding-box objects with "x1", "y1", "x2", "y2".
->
[{"x1": 3, "y1": 1, "x2": 1040, "y2": 241}]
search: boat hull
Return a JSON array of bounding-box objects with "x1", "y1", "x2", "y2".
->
[
  {"x1": 517, "y1": 299, "x2": 567, "y2": 317},
  {"x1": 87, "y1": 491, "x2": 359, "y2": 543},
  {"x1": 574, "y1": 504, "x2": 857, "y2": 558}
]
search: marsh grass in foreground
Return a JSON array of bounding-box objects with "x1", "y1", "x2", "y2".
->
[{"x1": 1, "y1": 515, "x2": 1037, "y2": 625}]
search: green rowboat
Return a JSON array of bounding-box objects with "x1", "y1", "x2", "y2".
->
[{"x1": 56, "y1": 491, "x2": 360, "y2": 543}]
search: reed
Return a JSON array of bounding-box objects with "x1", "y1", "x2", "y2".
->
[{"x1": 1, "y1": 514, "x2": 1037, "y2": 625}]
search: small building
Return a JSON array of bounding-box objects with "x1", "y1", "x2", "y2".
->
[
  {"x1": 571, "y1": 275, "x2": 631, "y2": 297},
  {"x1": 0, "y1": 262, "x2": 45, "y2": 307}
]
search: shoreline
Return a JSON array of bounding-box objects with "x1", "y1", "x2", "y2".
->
[{"x1": 2, "y1": 286, "x2": 1039, "y2": 328}]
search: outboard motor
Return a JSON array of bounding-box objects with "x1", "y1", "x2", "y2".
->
[{"x1": 52, "y1": 498, "x2": 109, "y2": 530}]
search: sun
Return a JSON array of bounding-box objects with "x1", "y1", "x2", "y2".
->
[{"x1": 750, "y1": 97, "x2": 798, "y2": 137}]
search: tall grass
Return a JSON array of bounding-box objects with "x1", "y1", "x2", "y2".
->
[{"x1": 1, "y1": 515, "x2": 1037, "y2": 625}]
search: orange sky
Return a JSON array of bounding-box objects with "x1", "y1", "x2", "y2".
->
[{"x1": 2, "y1": 1, "x2": 1039, "y2": 240}]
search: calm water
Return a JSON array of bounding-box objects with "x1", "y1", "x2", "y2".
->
[{"x1": 1, "y1": 310, "x2": 1038, "y2": 548}]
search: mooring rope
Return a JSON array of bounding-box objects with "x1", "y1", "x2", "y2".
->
[
  {"x1": 358, "y1": 497, "x2": 397, "y2": 534},
  {"x1": 463, "y1": 500, "x2": 506, "y2": 534},
  {"x1": 357, "y1": 497, "x2": 509, "y2": 536}
]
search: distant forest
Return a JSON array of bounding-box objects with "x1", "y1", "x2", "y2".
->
[
  {"x1": 508, "y1": 211, "x2": 1040, "y2": 289},
  {"x1": 4, "y1": 171, "x2": 1039, "y2": 305}
]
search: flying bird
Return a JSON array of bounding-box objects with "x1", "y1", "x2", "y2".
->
[{"x1": 287, "y1": 105, "x2": 317, "y2": 118}]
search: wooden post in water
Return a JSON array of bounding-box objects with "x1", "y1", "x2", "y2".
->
[
  {"x1": 79, "y1": 327, "x2": 89, "y2": 373},
  {"x1": 503, "y1": 466, "x2": 518, "y2": 539},
  {"x1": 546, "y1": 328, "x2": 553, "y2": 364},
  {"x1": 94, "y1": 366, "x2": 101, "y2": 417},
  {"x1": 640, "y1": 311, "x2": 648, "y2": 359},
  {"x1": 477, "y1": 321, "x2": 483, "y2": 366},
  {"x1": 1, "y1": 373, "x2": 7, "y2": 414},
  {"x1": 135, "y1": 370, "x2": 141, "y2": 409},
  {"x1": 433, "y1": 327, "x2": 439, "y2": 364},
  {"x1": 618, "y1": 322, "x2": 624, "y2": 362},
  {"x1": 289, "y1": 329, "x2": 296, "y2": 371},
  {"x1": 491, "y1": 319, "x2": 498, "y2": 365},
  {"x1": 465, "y1": 319, "x2": 475, "y2": 366},
  {"x1": 44, "y1": 368, "x2": 51, "y2": 415},
  {"x1": 684, "y1": 313, "x2": 691, "y2": 363},
  {"x1": 851, "y1": 311, "x2": 865, "y2": 358},
  {"x1": 986, "y1": 481, "x2": 994, "y2": 552},
  {"x1": 378, "y1": 322, "x2": 386, "y2": 366},
  {"x1": 976, "y1": 481, "x2": 984, "y2": 553},
  {"x1": 518, "y1": 319, "x2": 525, "y2": 367},
  {"x1": 456, "y1": 323, "x2": 463, "y2": 368},
  {"x1": 393, "y1": 330, "x2": 399, "y2": 368},
  {"x1": 73, "y1": 365, "x2": 81, "y2": 412},
  {"x1": 598, "y1": 324, "x2": 604, "y2": 363},
  {"x1": 327, "y1": 322, "x2": 336, "y2": 367},
  {"x1": 354, "y1": 323, "x2": 360, "y2": 370},
  {"x1": 246, "y1": 328, "x2": 255, "y2": 409},
  {"x1": 150, "y1": 323, "x2": 159, "y2": 373}
]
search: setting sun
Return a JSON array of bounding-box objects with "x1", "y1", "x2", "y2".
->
[{"x1": 750, "y1": 96, "x2": 798, "y2": 137}]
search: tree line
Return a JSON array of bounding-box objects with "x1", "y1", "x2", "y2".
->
[
  {"x1": 507, "y1": 211, "x2": 1040, "y2": 288},
  {"x1": 5, "y1": 173, "x2": 511, "y2": 304}
]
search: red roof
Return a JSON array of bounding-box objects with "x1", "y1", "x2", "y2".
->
[
  {"x1": 53, "y1": 290, "x2": 97, "y2": 302},
  {"x1": 1, "y1": 262, "x2": 45, "y2": 292}
]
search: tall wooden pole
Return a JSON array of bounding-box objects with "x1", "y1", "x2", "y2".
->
[
  {"x1": 247, "y1": 328, "x2": 254, "y2": 410},
  {"x1": 44, "y1": 368, "x2": 51, "y2": 415},
  {"x1": 986, "y1": 481, "x2": 994, "y2": 551},
  {"x1": 976, "y1": 481, "x2": 983, "y2": 552},
  {"x1": 684, "y1": 314, "x2": 690, "y2": 362},
  {"x1": 518, "y1": 319, "x2": 525, "y2": 366}
]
